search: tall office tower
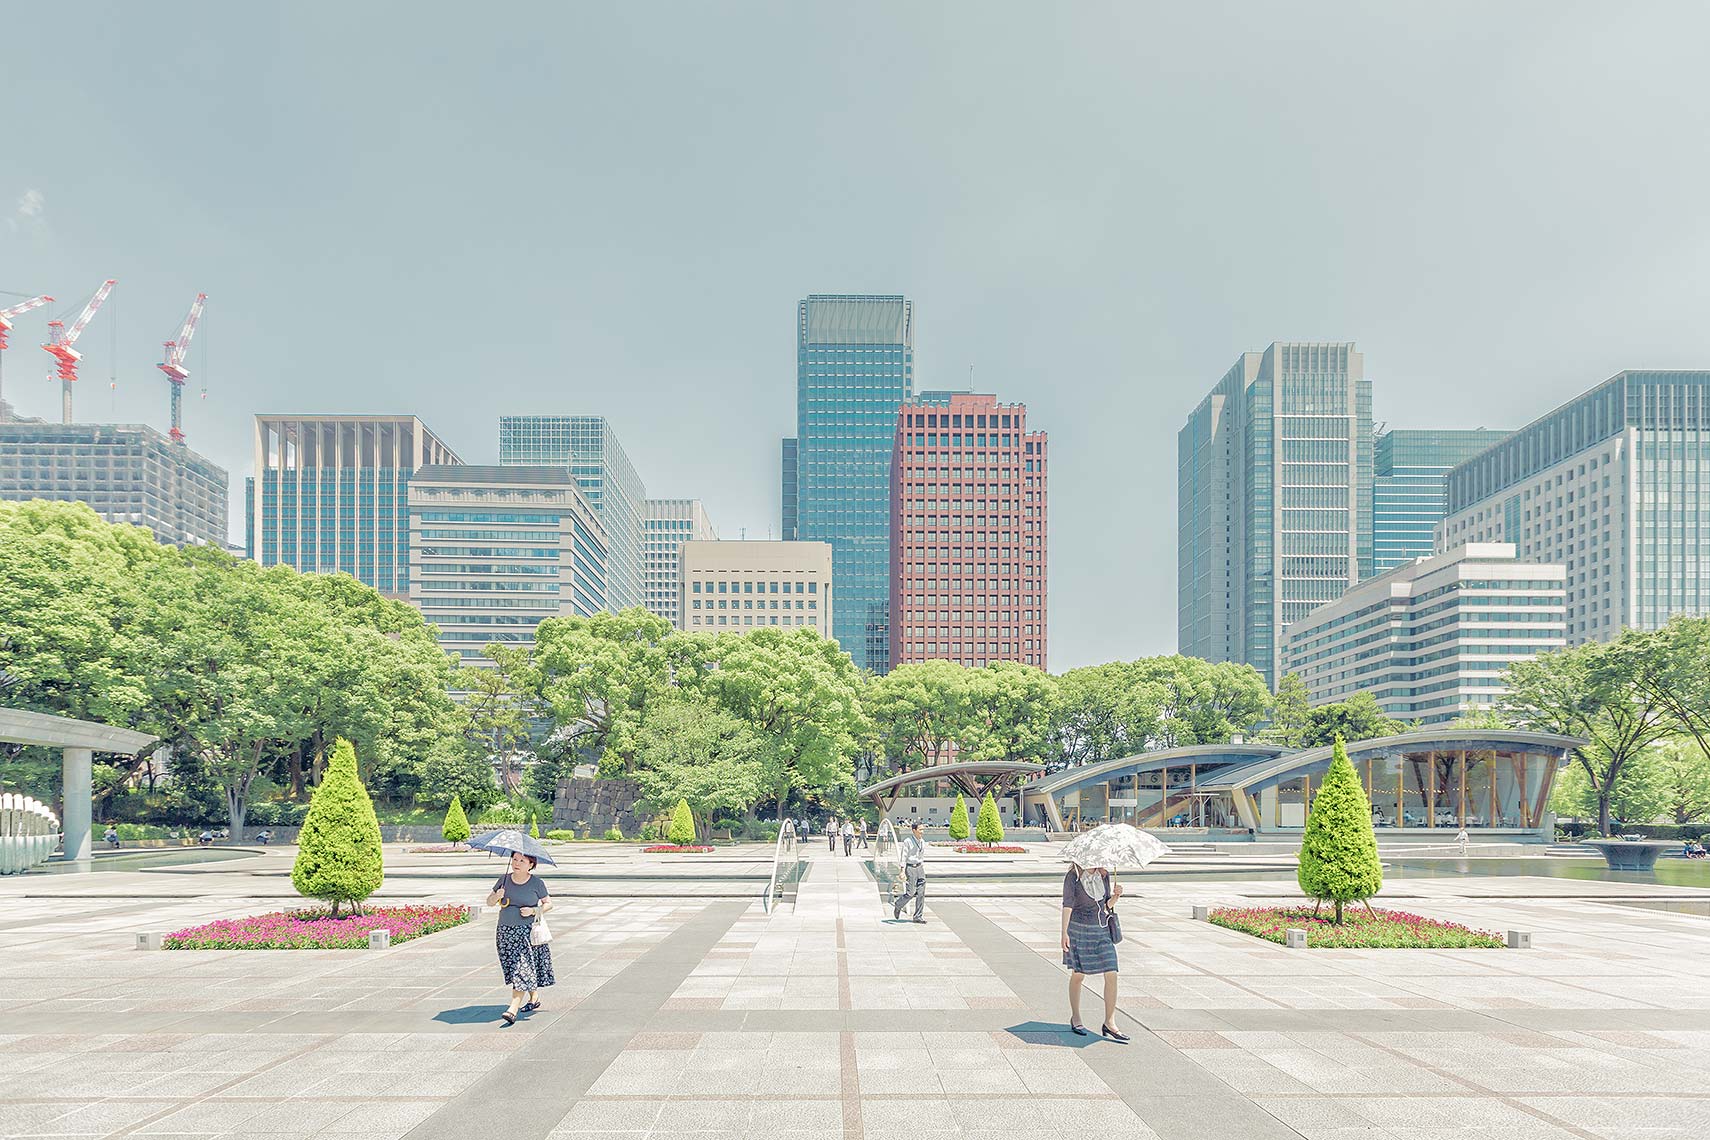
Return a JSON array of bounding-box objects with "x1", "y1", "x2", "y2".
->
[
  {"x1": 407, "y1": 466, "x2": 609, "y2": 665},
  {"x1": 249, "y1": 415, "x2": 460, "y2": 596},
  {"x1": 644, "y1": 498, "x2": 717, "y2": 626},
  {"x1": 1439, "y1": 371, "x2": 1710, "y2": 644},
  {"x1": 889, "y1": 393, "x2": 1047, "y2": 670},
  {"x1": 794, "y1": 294, "x2": 914, "y2": 672},
  {"x1": 679, "y1": 539, "x2": 833, "y2": 635},
  {"x1": 1372, "y1": 428, "x2": 1509, "y2": 574},
  {"x1": 1283, "y1": 543, "x2": 1567, "y2": 725},
  {"x1": 1178, "y1": 343, "x2": 1373, "y2": 689},
  {"x1": 780, "y1": 438, "x2": 798, "y2": 541},
  {"x1": 0, "y1": 420, "x2": 228, "y2": 546},
  {"x1": 498, "y1": 416, "x2": 646, "y2": 612}
]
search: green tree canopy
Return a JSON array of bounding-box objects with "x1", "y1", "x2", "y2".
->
[
  {"x1": 1296, "y1": 739, "x2": 1383, "y2": 924},
  {"x1": 633, "y1": 697, "x2": 767, "y2": 840},
  {"x1": 527, "y1": 609, "x2": 687, "y2": 776},
  {"x1": 964, "y1": 661, "x2": 1058, "y2": 764},
  {"x1": 1139, "y1": 656, "x2": 1270, "y2": 748},
  {"x1": 869, "y1": 661, "x2": 975, "y2": 772},
  {"x1": 1297, "y1": 692, "x2": 1405, "y2": 750},
  {"x1": 1262, "y1": 673, "x2": 1313, "y2": 748},
  {"x1": 291, "y1": 738, "x2": 384, "y2": 915},
  {"x1": 1049, "y1": 662, "x2": 1165, "y2": 767}
]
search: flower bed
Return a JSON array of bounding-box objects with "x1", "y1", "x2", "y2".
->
[
  {"x1": 405, "y1": 843, "x2": 469, "y2": 853},
  {"x1": 644, "y1": 844, "x2": 712, "y2": 854},
  {"x1": 164, "y1": 904, "x2": 473, "y2": 950},
  {"x1": 1207, "y1": 905, "x2": 1504, "y2": 949},
  {"x1": 954, "y1": 844, "x2": 1027, "y2": 854}
]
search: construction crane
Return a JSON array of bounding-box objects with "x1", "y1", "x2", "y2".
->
[
  {"x1": 0, "y1": 293, "x2": 53, "y2": 418},
  {"x1": 157, "y1": 293, "x2": 207, "y2": 444},
  {"x1": 42, "y1": 280, "x2": 116, "y2": 423}
]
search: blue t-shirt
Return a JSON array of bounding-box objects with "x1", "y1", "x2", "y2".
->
[{"x1": 493, "y1": 873, "x2": 549, "y2": 927}]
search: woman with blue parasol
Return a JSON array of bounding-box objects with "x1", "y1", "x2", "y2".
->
[{"x1": 471, "y1": 829, "x2": 558, "y2": 1026}]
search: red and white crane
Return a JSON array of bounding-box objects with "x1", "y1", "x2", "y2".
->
[
  {"x1": 42, "y1": 279, "x2": 117, "y2": 423},
  {"x1": 157, "y1": 293, "x2": 207, "y2": 444},
  {"x1": 0, "y1": 293, "x2": 53, "y2": 418}
]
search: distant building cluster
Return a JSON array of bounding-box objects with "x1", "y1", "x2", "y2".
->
[{"x1": 1178, "y1": 347, "x2": 1710, "y2": 721}]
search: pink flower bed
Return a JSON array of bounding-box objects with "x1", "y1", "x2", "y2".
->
[
  {"x1": 954, "y1": 844, "x2": 1027, "y2": 854},
  {"x1": 1207, "y1": 905, "x2": 1504, "y2": 949},
  {"x1": 164, "y1": 904, "x2": 473, "y2": 950},
  {"x1": 644, "y1": 844, "x2": 712, "y2": 853},
  {"x1": 406, "y1": 843, "x2": 469, "y2": 853}
]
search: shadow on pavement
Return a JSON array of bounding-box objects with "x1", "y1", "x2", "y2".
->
[
  {"x1": 433, "y1": 1004, "x2": 511, "y2": 1025},
  {"x1": 1001, "y1": 1019, "x2": 1100, "y2": 1048}
]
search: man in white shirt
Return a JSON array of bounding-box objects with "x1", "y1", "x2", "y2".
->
[{"x1": 892, "y1": 819, "x2": 928, "y2": 923}]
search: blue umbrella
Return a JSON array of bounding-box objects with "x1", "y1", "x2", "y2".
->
[{"x1": 467, "y1": 828, "x2": 558, "y2": 866}]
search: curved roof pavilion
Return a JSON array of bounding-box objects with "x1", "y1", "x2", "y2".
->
[
  {"x1": 1014, "y1": 728, "x2": 1585, "y2": 837},
  {"x1": 859, "y1": 761, "x2": 1044, "y2": 814}
]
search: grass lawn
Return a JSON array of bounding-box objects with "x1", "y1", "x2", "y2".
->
[{"x1": 1208, "y1": 905, "x2": 1505, "y2": 948}]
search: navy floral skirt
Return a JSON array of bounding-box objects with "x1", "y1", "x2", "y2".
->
[{"x1": 495, "y1": 923, "x2": 556, "y2": 992}]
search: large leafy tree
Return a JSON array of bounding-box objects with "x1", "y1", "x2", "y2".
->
[
  {"x1": 453, "y1": 648, "x2": 535, "y2": 793},
  {"x1": 1651, "y1": 738, "x2": 1710, "y2": 825},
  {"x1": 1502, "y1": 639, "x2": 1676, "y2": 836},
  {"x1": 527, "y1": 609, "x2": 685, "y2": 775},
  {"x1": 1262, "y1": 673, "x2": 1313, "y2": 748},
  {"x1": 1139, "y1": 656, "x2": 1269, "y2": 748},
  {"x1": 1049, "y1": 662, "x2": 1164, "y2": 768},
  {"x1": 964, "y1": 661, "x2": 1057, "y2": 764},
  {"x1": 1297, "y1": 692, "x2": 1405, "y2": 750},
  {"x1": 696, "y1": 628, "x2": 868, "y2": 820},
  {"x1": 632, "y1": 697, "x2": 767, "y2": 840},
  {"x1": 1618, "y1": 618, "x2": 1710, "y2": 782},
  {"x1": 868, "y1": 660, "x2": 975, "y2": 773}
]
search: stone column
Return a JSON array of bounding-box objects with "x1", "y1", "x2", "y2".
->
[{"x1": 61, "y1": 746, "x2": 93, "y2": 867}]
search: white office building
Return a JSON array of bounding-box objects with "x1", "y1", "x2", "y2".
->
[
  {"x1": 644, "y1": 498, "x2": 717, "y2": 627},
  {"x1": 679, "y1": 540, "x2": 833, "y2": 635},
  {"x1": 1282, "y1": 543, "x2": 1567, "y2": 724}
]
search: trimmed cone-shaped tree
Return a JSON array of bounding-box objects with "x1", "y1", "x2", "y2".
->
[
  {"x1": 668, "y1": 799, "x2": 697, "y2": 846},
  {"x1": 975, "y1": 791, "x2": 1004, "y2": 846},
  {"x1": 1296, "y1": 737, "x2": 1383, "y2": 924},
  {"x1": 442, "y1": 795, "x2": 470, "y2": 844},
  {"x1": 292, "y1": 738, "x2": 384, "y2": 916},
  {"x1": 947, "y1": 793, "x2": 971, "y2": 841},
  {"x1": 529, "y1": 814, "x2": 540, "y2": 839}
]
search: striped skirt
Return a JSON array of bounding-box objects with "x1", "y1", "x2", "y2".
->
[{"x1": 1063, "y1": 916, "x2": 1119, "y2": 975}]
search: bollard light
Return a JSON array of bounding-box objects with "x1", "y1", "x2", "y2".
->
[
  {"x1": 136, "y1": 932, "x2": 163, "y2": 951},
  {"x1": 1284, "y1": 928, "x2": 1308, "y2": 949},
  {"x1": 368, "y1": 929, "x2": 391, "y2": 950},
  {"x1": 1506, "y1": 930, "x2": 1531, "y2": 949},
  {"x1": 1192, "y1": 905, "x2": 1210, "y2": 921}
]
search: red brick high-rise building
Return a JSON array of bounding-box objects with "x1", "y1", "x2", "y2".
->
[{"x1": 889, "y1": 393, "x2": 1047, "y2": 670}]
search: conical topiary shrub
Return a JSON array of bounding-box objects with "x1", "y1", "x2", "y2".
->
[
  {"x1": 442, "y1": 795, "x2": 470, "y2": 844},
  {"x1": 668, "y1": 799, "x2": 696, "y2": 846},
  {"x1": 529, "y1": 814, "x2": 540, "y2": 839},
  {"x1": 948, "y1": 792, "x2": 970, "y2": 841},
  {"x1": 291, "y1": 738, "x2": 384, "y2": 916},
  {"x1": 1296, "y1": 737, "x2": 1383, "y2": 924},
  {"x1": 975, "y1": 791, "x2": 1004, "y2": 847}
]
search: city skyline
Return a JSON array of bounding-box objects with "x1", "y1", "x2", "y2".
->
[{"x1": 6, "y1": 4, "x2": 1710, "y2": 669}]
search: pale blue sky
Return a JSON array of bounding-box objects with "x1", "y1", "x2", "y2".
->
[{"x1": 4, "y1": 2, "x2": 1708, "y2": 669}]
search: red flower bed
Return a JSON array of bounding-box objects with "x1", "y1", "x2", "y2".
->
[
  {"x1": 644, "y1": 844, "x2": 713, "y2": 853},
  {"x1": 405, "y1": 843, "x2": 469, "y2": 853},
  {"x1": 954, "y1": 844, "x2": 1027, "y2": 854},
  {"x1": 1207, "y1": 905, "x2": 1504, "y2": 949},
  {"x1": 164, "y1": 904, "x2": 473, "y2": 950}
]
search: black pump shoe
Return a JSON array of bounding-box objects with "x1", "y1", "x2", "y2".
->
[
  {"x1": 1101, "y1": 1024, "x2": 1130, "y2": 1043},
  {"x1": 1069, "y1": 1022, "x2": 1089, "y2": 1037}
]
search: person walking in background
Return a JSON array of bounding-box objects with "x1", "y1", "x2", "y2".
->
[
  {"x1": 892, "y1": 819, "x2": 928, "y2": 923},
  {"x1": 828, "y1": 817, "x2": 840, "y2": 853},
  {"x1": 1061, "y1": 861, "x2": 1127, "y2": 1042},
  {"x1": 856, "y1": 818, "x2": 869, "y2": 850},
  {"x1": 487, "y1": 850, "x2": 556, "y2": 1026},
  {"x1": 842, "y1": 818, "x2": 854, "y2": 856},
  {"x1": 103, "y1": 826, "x2": 119, "y2": 849}
]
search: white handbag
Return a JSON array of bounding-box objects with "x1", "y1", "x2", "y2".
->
[{"x1": 530, "y1": 913, "x2": 552, "y2": 946}]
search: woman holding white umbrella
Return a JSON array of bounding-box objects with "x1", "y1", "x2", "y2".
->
[
  {"x1": 1058, "y1": 824, "x2": 1168, "y2": 1043},
  {"x1": 472, "y1": 829, "x2": 558, "y2": 1027}
]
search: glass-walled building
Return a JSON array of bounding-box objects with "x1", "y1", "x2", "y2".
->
[
  {"x1": 790, "y1": 295, "x2": 915, "y2": 673},
  {"x1": 1373, "y1": 428, "x2": 1509, "y2": 574},
  {"x1": 498, "y1": 416, "x2": 646, "y2": 612},
  {"x1": 1178, "y1": 342, "x2": 1372, "y2": 688},
  {"x1": 1018, "y1": 729, "x2": 1581, "y2": 838},
  {"x1": 1440, "y1": 371, "x2": 1710, "y2": 643},
  {"x1": 407, "y1": 465, "x2": 607, "y2": 664},
  {"x1": 249, "y1": 415, "x2": 460, "y2": 596}
]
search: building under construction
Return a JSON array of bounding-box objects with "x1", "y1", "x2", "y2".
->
[{"x1": 0, "y1": 414, "x2": 229, "y2": 546}]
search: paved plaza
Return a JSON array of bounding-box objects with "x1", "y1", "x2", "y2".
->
[{"x1": 2, "y1": 844, "x2": 1709, "y2": 1139}]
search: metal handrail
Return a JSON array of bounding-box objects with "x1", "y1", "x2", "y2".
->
[{"x1": 761, "y1": 818, "x2": 801, "y2": 913}]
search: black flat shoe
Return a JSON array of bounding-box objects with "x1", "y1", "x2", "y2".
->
[
  {"x1": 1069, "y1": 1022, "x2": 1089, "y2": 1036},
  {"x1": 522, "y1": 1001, "x2": 541, "y2": 1013},
  {"x1": 500, "y1": 1011, "x2": 517, "y2": 1026},
  {"x1": 1101, "y1": 1024, "x2": 1129, "y2": 1043}
]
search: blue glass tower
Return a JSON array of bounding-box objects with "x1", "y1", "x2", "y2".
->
[
  {"x1": 792, "y1": 295, "x2": 914, "y2": 673},
  {"x1": 1372, "y1": 428, "x2": 1509, "y2": 575}
]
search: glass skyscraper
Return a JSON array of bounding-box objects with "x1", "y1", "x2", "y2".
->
[
  {"x1": 249, "y1": 415, "x2": 459, "y2": 595},
  {"x1": 1440, "y1": 371, "x2": 1710, "y2": 643},
  {"x1": 1372, "y1": 428, "x2": 1509, "y2": 575},
  {"x1": 1178, "y1": 343, "x2": 1372, "y2": 689},
  {"x1": 788, "y1": 295, "x2": 914, "y2": 673},
  {"x1": 498, "y1": 416, "x2": 646, "y2": 612}
]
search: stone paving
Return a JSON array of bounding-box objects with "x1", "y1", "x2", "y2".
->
[{"x1": 1, "y1": 843, "x2": 1708, "y2": 1139}]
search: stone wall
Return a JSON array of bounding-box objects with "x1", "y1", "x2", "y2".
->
[{"x1": 553, "y1": 776, "x2": 644, "y2": 837}]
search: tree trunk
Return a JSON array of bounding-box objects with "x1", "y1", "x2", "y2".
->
[
  {"x1": 1598, "y1": 787, "x2": 1612, "y2": 837},
  {"x1": 288, "y1": 744, "x2": 305, "y2": 800},
  {"x1": 1333, "y1": 899, "x2": 1344, "y2": 925}
]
